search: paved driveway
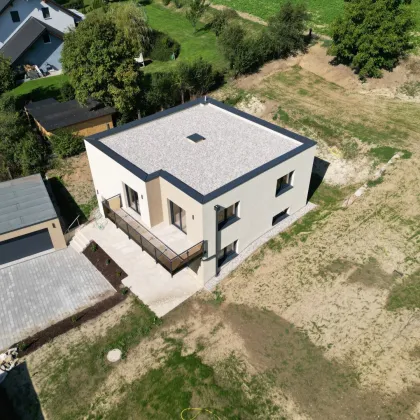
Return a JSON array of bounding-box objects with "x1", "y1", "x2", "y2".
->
[{"x1": 0, "y1": 247, "x2": 115, "y2": 351}]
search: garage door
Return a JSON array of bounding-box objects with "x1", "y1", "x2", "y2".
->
[{"x1": 0, "y1": 229, "x2": 53, "y2": 265}]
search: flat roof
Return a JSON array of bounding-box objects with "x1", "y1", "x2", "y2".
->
[
  {"x1": 87, "y1": 98, "x2": 316, "y2": 203},
  {"x1": 0, "y1": 174, "x2": 58, "y2": 235},
  {"x1": 26, "y1": 98, "x2": 116, "y2": 131}
]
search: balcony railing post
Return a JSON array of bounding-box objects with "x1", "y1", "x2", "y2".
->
[
  {"x1": 127, "y1": 222, "x2": 130, "y2": 240},
  {"x1": 154, "y1": 248, "x2": 157, "y2": 264},
  {"x1": 139, "y1": 233, "x2": 143, "y2": 251},
  {"x1": 171, "y1": 260, "x2": 173, "y2": 278}
]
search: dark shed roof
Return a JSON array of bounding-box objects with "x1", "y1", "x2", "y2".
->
[
  {"x1": 0, "y1": 174, "x2": 58, "y2": 235},
  {"x1": 0, "y1": 17, "x2": 64, "y2": 64},
  {"x1": 25, "y1": 99, "x2": 116, "y2": 132}
]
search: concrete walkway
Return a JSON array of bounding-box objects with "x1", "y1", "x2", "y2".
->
[
  {"x1": 79, "y1": 219, "x2": 202, "y2": 317},
  {"x1": 0, "y1": 247, "x2": 115, "y2": 351}
]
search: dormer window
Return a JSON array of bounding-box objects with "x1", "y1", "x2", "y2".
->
[
  {"x1": 10, "y1": 11, "x2": 20, "y2": 22},
  {"x1": 42, "y1": 7, "x2": 50, "y2": 19}
]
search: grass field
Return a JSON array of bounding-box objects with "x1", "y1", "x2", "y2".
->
[
  {"x1": 143, "y1": 3, "x2": 228, "y2": 73},
  {"x1": 11, "y1": 74, "x2": 68, "y2": 102},
  {"x1": 212, "y1": 0, "x2": 420, "y2": 35}
]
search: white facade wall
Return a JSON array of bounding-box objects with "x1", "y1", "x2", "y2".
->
[
  {"x1": 0, "y1": 0, "x2": 76, "y2": 47},
  {"x1": 86, "y1": 141, "x2": 316, "y2": 285}
]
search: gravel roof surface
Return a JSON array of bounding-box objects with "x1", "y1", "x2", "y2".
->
[{"x1": 101, "y1": 103, "x2": 301, "y2": 195}]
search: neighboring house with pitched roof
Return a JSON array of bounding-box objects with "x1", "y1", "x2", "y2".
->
[{"x1": 0, "y1": 0, "x2": 83, "y2": 73}]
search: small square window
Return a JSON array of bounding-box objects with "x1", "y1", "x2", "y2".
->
[
  {"x1": 42, "y1": 7, "x2": 50, "y2": 19},
  {"x1": 276, "y1": 171, "x2": 294, "y2": 196},
  {"x1": 217, "y1": 202, "x2": 239, "y2": 230},
  {"x1": 10, "y1": 11, "x2": 20, "y2": 22},
  {"x1": 42, "y1": 32, "x2": 51, "y2": 44}
]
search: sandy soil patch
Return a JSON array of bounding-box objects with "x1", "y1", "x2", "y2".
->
[{"x1": 211, "y1": 4, "x2": 267, "y2": 26}]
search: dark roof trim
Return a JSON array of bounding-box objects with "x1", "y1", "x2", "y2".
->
[{"x1": 85, "y1": 97, "x2": 317, "y2": 205}]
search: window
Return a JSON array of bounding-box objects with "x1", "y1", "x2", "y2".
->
[
  {"x1": 42, "y1": 32, "x2": 51, "y2": 44},
  {"x1": 272, "y1": 208, "x2": 289, "y2": 226},
  {"x1": 10, "y1": 11, "x2": 20, "y2": 22},
  {"x1": 41, "y1": 7, "x2": 50, "y2": 19},
  {"x1": 276, "y1": 171, "x2": 294, "y2": 196},
  {"x1": 170, "y1": 201, "x2": 187, "y2": 234},
  {"x1": 217, "y1": 202, "x2": 239, "y2": 229},
  {"x1": 125, "y1": 184, "x2": 140, "y2": 215},
  {"x1": 217, "y1": 240, "x2": 237, "y2": 268}
]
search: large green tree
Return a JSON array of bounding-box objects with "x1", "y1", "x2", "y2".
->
[
  {"x1": 61, "y1": 3, "x2": 151, "y2": 116},
  {"x1": 267, "y1": 1, "x2": 309, "y2": 58},
  {"x1": 0, "y1": 53, "x2": 15, "y2": 95},
  {"x1": 186, "y1": 0, "x2": 209, "y2": 32},
  {"x1": 0, "y1": 111, "x2": 46, "y2": 179},
  {"x1": 329, "y1": 0, "x2": 415, "y2": 79}
]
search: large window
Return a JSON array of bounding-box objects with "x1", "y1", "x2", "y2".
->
[
  {"x1": 42, "y1": 7, "x2": 50, "y2": 19},
  {"x1": 125, "y1": 184, "x2": 140, "y2": 215},
  {"x1": 170, "y1": 201, "x2": 187, "y2": 234},
  {"x1": 272, "y1": 208, "x2": 289, "y2": 226},
  {"x1": 276, "y1": 171, "x2": 294, "y2": 196},
  {"x1": 10, "y1": 11, "x2": 20, "y2": 22},
  {"x1": 217, "y1": 202, "x2": 239, "y2": 229},
  {"x1": 217, "y1": 240, "x2": 237, "y2": 268}
]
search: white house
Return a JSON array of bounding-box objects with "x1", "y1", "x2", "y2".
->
[
  {"x1": 0, "y1": 0, "x2": 83, "y2": 73},
  {"x1": 85, "y1": 97, "x2": 317, "y2": 285}
]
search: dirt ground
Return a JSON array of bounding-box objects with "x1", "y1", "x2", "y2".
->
[
  {"x1": 9, "y1": 43, "x2": 420, "y2": 419},
  {"x1": 46, "y1": 152, "x2": 95, "y2": 205}
]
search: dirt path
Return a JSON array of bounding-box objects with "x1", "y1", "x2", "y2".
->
[{"x1": 211, "y1": 4, "x2": 267, "y2": 26}]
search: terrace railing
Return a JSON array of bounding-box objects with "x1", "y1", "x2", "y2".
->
[{"x1": 102, "y1": 195, "x2": 204, "y2": 276}]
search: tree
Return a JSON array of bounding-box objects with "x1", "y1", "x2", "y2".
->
[
  {"x1": 59, "y1": 81, "x2": 75, "y2": 102},
  {"x1": 50, "y1": 129, "x2": 85, "y2": 158},
  {"x1": 218, "y1": 24, "x2": 246, "y2": 68},
  {"x1": 0, "y1": 53, "x2": 15, "y2": 95},
  {"x1": 146, "y1": 72, "x2": 178, "y2": 112},
  {"x1": 17, "y1": 134, "x2": 47, "y2": 176},
  {"x1": 186, "y1": 0, "x2": 209, "y2": 32},
  {"x1": 0, "y1": 111, "x2": 46, "y2": 178},
  {"x1": 329, "y1": 0, "x2": 415, "y2": 79},
  {"x1": 267, "y1": 1, "x2": 309, "y2": 58},
  {"x1": 210, "y1": 8, "x2": 238, "y2": 36},
  {"x1": 61, "y1": 4, "x2": 151, "y2": 116}
]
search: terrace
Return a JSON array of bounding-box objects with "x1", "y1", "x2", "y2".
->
[{"x1": 102, "y1": 194, "x2": 205, "y2": 276}]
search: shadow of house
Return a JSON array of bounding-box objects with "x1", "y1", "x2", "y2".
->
[
  {"x1": 307, "y1": 156, "x2": 330, "y2": 202},
  {"x1": 0, "y1": 362, "x2": 45, "y2": 420},
  {"x1": 48, "y1": 177, "x2": 87, "y2": 229}
]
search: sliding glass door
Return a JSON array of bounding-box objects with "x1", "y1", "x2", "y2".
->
[
  {"x1": 125, "y1": 184, "x2": 140, "y2": 214},
  {"x1": 170, "y1": 201, "x2": 187, "y2": 234}
]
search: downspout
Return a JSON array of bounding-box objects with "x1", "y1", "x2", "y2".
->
[{"x1": 214, "y1": 205, "x2": 220, "y2": 276}]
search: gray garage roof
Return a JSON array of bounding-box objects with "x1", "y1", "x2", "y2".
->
[
  {"x1": 92, "y1": 98, "x2": 311, "y2": 197},
  {"x1": 0, "y1": 174, "x2": 58, "y2": 235}
]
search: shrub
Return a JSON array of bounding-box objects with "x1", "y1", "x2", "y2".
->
[
  {"x1": 0, "y1": 92, "x2": 20, "y2": 112},
  {"x1": 59, "y1": 81, "x2": 75, "y2": 102},
  {"x1": 64, "y1": 0, "x2": 83, "y2": 9},
  {"x1": 91, "y1": 243, "x2": 98, "y2": 252},
  {"x1": 162, "y1": 0, "x2": 170, "y2": 5},
  {"x1": 150, "y1": 33, "x2": 180, "y2": 61},
  {"x1": 49, "y1": 129, "x2": 85, "y2": 158},
  {"x1": 210, "y1": 8, "x2": 238, "y2": 36},
  {"x1": 173, "y1": 0, "x2": 183, "y2": 8},
  {"x1": 0, "y1": 53, "x2": 15, "y2": 95},
  {"x1": 218, "y1": 24, "x2": 246, "y2": 67}
]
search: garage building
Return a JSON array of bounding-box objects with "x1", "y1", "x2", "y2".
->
[{"x1": 0, "y1": 174, "x2": 66, "y2": 266}]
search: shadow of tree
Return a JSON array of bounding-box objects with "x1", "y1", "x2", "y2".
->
[{"x1": 0, "y1": 362, "x2": 44, "y2": 420}]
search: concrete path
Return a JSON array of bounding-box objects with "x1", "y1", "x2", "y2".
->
[
  {"x1": 79, "y1": 219, "x2": 202, "y2": 317},
  {"x1": 0, "y1": 247, "x2": 115, "y2": 351}
]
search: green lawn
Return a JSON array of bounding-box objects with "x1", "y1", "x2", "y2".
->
[
  {"x1": 211, "y1": 0, "x2": 420, "y2": 35},
  {"x1": 11, "y1": 74, "x2": 68, "y2": 102},
  {"x1": 143, "y1": 3, "x2": 228, "y2": 73}
]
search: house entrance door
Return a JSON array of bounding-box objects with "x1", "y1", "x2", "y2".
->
[
  {"x1": 170, "y1": 201, "x2": 187, "y2": 234},
  {"x1": 125, "y1": 185, "x2": 140, "y2": 214}
]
